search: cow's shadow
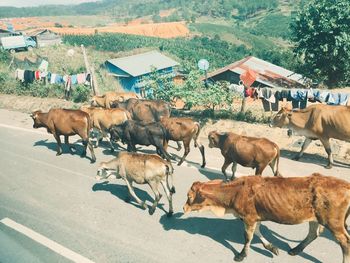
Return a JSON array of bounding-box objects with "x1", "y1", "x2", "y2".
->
[
  {"x1": 33, "y1": 139, "x2": 95, "y2": 162},
  {"x1": 92, "y1": 181, "x2": 167, "y2": 214},
  {"x1": 281, "y1": 149, "x2": 349, "y2": 169},
  {"x1": 159, "y1": 213, "x2": 322, "y2": 263}
]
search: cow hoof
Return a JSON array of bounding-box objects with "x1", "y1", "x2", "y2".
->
[
  {"x1": 170, "y1": 187, "x2": 176, "y2": 194},
  {"x1": 149, "y1": 208, "x2": 155, "y2": 215},
  {"x1": 90, "y1": 159, "x2": 96, "y2": 163},
  {"x1": 124, "y1": 196, "x2": 131, "y2": 203},
  {"x1": 201, "y1": 163, "x2": 206, "y2": 168},
  {"x1": 167, "y1": 211, "x2": 173, "y2": 217},
  {"x1": 56, "y1": 152, "x2": 62, "y2": 156},
  {"x1": 141, "y1": 202, "x2": 147, "y2": 210},
  {"x1": 234, "y1": 253, "x2": 246, "y2": 262},
  {"x1": 269, "y1": 246, "x2": 279, "y2": 256},
  {"x1": 325, "y1": 164, "x2": 333, "y2": 169}
]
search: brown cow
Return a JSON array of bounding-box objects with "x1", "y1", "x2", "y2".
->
[
  {"x1": 160, "y1": 116, "x2": 206, "y2": 168},
  {"x1": 96, "y1": 152, "x2": 175, "y2": 216},
  {"x1": 270, "y1": 104, "x2": 350, "y2": 168},
  {"x1": 184, "y1": 174, "x2": 350, "y2": 263},
  {"x1": 80, "y1": 106, "x2": 130, "y2": 151},
  {"x1": 208, "y1": 131, "x2": 280, "y2": 180},
  {"x1": 31, "y1": 109, "x2": 96, "y2": 163},
  {"x1": 91, "y1": 91, "x2": 139, "y2": 108}
]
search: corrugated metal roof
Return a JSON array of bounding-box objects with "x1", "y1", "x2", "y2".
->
[
  {"x1": 206, "y1": 56, "x2": 307, "y2": 88},
  {"x1": 107, "y1": 50, "x2": 179, "y2": 77}
]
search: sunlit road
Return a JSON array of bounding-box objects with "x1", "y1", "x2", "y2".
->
[{"x1": 0, "y1": 108, "x2": 349, "y2": 263}]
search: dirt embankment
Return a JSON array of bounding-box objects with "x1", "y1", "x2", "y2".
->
[{"x1": 0, "y1": 94, "x2": 349, "y2": 163}]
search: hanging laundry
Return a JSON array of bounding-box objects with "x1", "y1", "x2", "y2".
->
[
  {"x1": 327, "y1": 93, "x2": 340, "y2": 105},
  {"x1": 77, "y1": 73, "x2": 86, "y2": 84},
  {"x1": 38, "y1": 59, "x2": 49, "y2": 72},
  {"x1": 84, "y1": 73, "x2": 91, "y2": 86},
  {"x1": 35, "y1": 71, "x2": 40, "y2": 80},
  {"x1": 50, "y1": 73, "x2": 57, "y2": 84},
  {"x1": 339, "y1": 93, "x2": 349, "y2": 106},
  {"x1": 290, "y1": 89, "x2": 308, "y2": 109},
  {"x1": 54, "y1": 75, "x2": 64, "y2": 84},
  {"x1": 24, "y1": 70, "x2": 35, "y2": 84},
  {"x1": 258, "y1": 87, "x2": 279, "y2": 112},
  {"x1": 47, "y1": 72, "x2": 52, "y2": 82},
  {"x1": 15, "y1": 69, "x2": 25, "y2": 82},
  {"x1": 318, "y1": 91, "x2": 330, "y2": 103},
  {"x1": 71, "y1": 74, "x2": 78, "y2": 85}
]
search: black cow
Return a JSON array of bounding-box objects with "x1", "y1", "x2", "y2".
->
[{"x1": 109, "y1": 120, "x2": 172, "y2": 162}]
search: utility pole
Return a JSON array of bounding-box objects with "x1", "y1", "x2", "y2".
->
[{"x1": 81, "y1": 44, "x2": 99, "y2": 95}]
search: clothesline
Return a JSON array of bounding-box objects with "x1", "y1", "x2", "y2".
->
[{"x1": 15, "y1": 68, "x2": 91, "y2": 87}]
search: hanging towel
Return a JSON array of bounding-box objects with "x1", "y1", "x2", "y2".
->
[
  {"x1": 318, "y1": 91, "x2": 330, "y2": 103},
  {"x1": 50, "y1": 73, "x2": 57, "y2": 84},
  {"x1": 71, "y1": 75, "x2": 78, "y2": 85},
  {"x1": 35, "y1": 71, "x2": 40, "y2": 80},
  {"x1": 15, "y1": 69, "x2": 25, "y2": 82},
  {"x1": 55, "y1": 75, "x2": 64, "y2": 84},
  {"x1": 327, "y1": 93, "x2": 340, "y2": 105},
  {"x1": 77, "y1": 73, "x2": 86, "y2": 84},
  {"x1": 38, "y1": 59, "x2": 49, "y2": 72},
  {"x1": 24, "y1": 70, "x2": 35, "y2": 84},
  {"x1": 339, "y1": 93, "x2": 349, "y2": 106}
]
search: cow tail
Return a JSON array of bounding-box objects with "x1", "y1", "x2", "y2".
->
[
  {"x1": 165, "y1": 162, "x2": 175, "y2": 194},
  {"x1": 193, "y1": 122, "x2": 201, "y2": 148}
]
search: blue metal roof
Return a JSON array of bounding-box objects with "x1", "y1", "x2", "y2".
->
[{"x1": 106, "y1": 50, "x2": 179, "y2": 77}]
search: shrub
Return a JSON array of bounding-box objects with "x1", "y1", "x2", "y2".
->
[{"x1": 72, "y1": 85, "x2": 91, "y2": 102}]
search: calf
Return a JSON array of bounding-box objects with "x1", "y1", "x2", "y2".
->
[
  {"x1": 160, "y1": 116, "x2": 206, "y2": 167},
  {"x1": 184, "y1": 174, "x2": 350, "y2": 263},
  {"x1": 80, "y1": 106, "x2": 130, "y2": 151},
  {"x1": 208, "y1": 131, "x2": 280, "y2": 180},
  {"x1": 31, "y1": 109, "x2": 96, "y2": 163},
  {"x1": 96, "y1": 152, "x2": 175, "y2": 216},
  {"x1": 109, "y1": 120, "x2": 172, "y2": 162}
]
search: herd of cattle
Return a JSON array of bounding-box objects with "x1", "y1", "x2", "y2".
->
[{"x1": 30, "y1": 91, "x2": 350, "y2": 263}]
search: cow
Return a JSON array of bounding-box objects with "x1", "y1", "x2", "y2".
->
[
  {"x1": 80, "y1": 106, "x2": 130, "y2": 151},
  {"x1": 270, "y1": 104, "x2": 350, "y2": 169},
  {"x1": 96, "y1": 152, "x2": 175, "y2": 216},
  {"x1": 184, "y1": 174, "x2": 350, "y2": 263},
  {"x1": 111, "y1": 98, "x2": 171, "y2": 122},
  {"x1": 31, "y1": 109, "x2": 96, "y2": 163},
  {"x1": 208, "y1": 131, "x2": 281, "y2": 180},
  {"x1": 160, "y1": 116, "x2": 206, "y2": 168},
  {"x1": 109, "y1": 120, "x2": 172, "y2": 162},
  {"x1": 91, "y1": 91, "x2": 139, "y2": 109}
]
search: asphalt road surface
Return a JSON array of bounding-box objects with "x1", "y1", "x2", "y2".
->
[{"x1": 0, "y1": 108, "x2": 349, "y2": 263}]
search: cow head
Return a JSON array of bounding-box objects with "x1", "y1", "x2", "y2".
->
[
  {"x1": 96, "y1": 161, "x2": 116, "y2": 181},
  {"x1": 110, "y1": 100, "x2": 127, "y2": 109},
  {"x1": 90, "y1": 95, "x2": 104, "y2": 107},
  {"x1": 109, "y1": 124, "x2": 126, "y2": 143},
  {"x1": 30, "y1": 110, "x2": 44, "y2": 129},
  {"x1": 270, "y1": 107, "x2": 292, "y2": 128},
  {"x1": 208, "y1": 131, "x2": 223, "y2": 148},
  {"x1": 184, "y1": 180, "x2": 226, "y2": 217}
]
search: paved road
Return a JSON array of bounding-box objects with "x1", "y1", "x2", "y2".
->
[{"x1": 0, "y1": 108, "x2": 349, "y2": 263}]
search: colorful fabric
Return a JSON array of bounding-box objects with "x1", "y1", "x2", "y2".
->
[
  {"x1": 240, "y1": 69, "x2": 257, "y2": 88},
  {"x1": 24, "y1": 70, "x2": 35, "y2": 84},
  {"x1": 55, "y1": 75, "x2": 64, "y2": 84},
  {"x1": 50, "y1": 73, "x2": 57, "y2": 84},
  {"x1": 77, "y1": 73, "x2": 86, "y2": 84},
  {"x1": 339, "y1": 93, "x2": 349, "y2": 106},
  {"x1": 15, "y1": 69, "x2": 25, "y2": 82},
  {"x1": 35, "y1": 71, "x2": 40, "y2": 80},
  {"x1": 71, "y1": 75, "x2": 78, "y2": 85}
]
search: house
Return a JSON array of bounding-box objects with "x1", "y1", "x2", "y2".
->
[
  {"x1": 203, "y1": 56, "x2": 307, "y2": 89},
  {"x1": 23, "y1": 29, "x2": 62, "y2": 47},
  {"x1": 105, "y1": 50, "x2": 179, "y2": 94}
]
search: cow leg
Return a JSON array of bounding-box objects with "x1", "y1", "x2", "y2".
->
[
  {"x1": 255, "y1": 222, "x2": 279, "y2": 255},
  {"x1": 269, "y1": 158, "x2": 281, "y2": 177},
  {"x1": 320, "y1": 138, "x2": 333, "y2": 169},
  {"x1": 255, "y1": 163, "x2": 268, "y2": 176},
  {"x1": 289, "y1": 221, "x2": 321, "y2": 255},
  {"x1": 53, "y1": 133, "x2": 63, "y2": 156},
  {"x1": 103, "y1": 131, "x2": 115, "y2": 152},
  {"x1": 64, "y1": 135, "x2": 75, "y2": 154},
  {"x1": 222, "y1": 158, "x2": 233, "y2": 181},
  {"x1": 334, "y1": 231, "x2": 350, "y2": 263},
  {"x1": 82, "y1": 139, "x2": 96, "y2": 163},
  {"x1": 235, "y1": 221, "x2": 257, "y2": 262},
  {"x1": 230, "y1": 162, "x2": 237, "y2": 180},
  {"x1": 176, "y1": 141, "x2": 182, "y2": 151},
  {"x1": 177, "y1": 139, "x2": 190, "y2": 166},
  {"x1": 148, "y1": 181, "x2": 162, "y2": 215},
  {"x1": 293, "y1": 138, "x2": 312, "y2": 161},
  {"x1": 124, "y1": 179, "x2": 147, "y2": 210},
  {"x1": 160, "y1": 181, "x2": 173, "y2": 217}
]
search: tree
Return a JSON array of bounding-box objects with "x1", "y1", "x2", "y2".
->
[{"x1": 291, "y1": 0, "x2": 350, "y2": 87}]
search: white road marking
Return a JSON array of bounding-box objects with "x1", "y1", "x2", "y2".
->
[
  {"x1": 0, "y1": 123, "x2": 48, "y2": 135},
  {"x1": 0, "y1": 217, "x2": 95, "y2": 263}
]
